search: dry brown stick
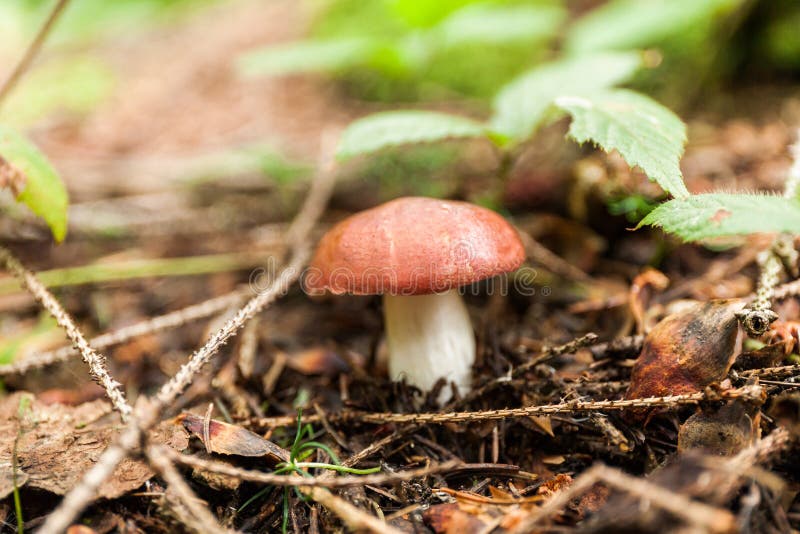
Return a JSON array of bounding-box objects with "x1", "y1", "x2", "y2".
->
[
  {"x1": 164, "y1": 448, "x2": 459, "y2": 488},
  {"x1": 0, "y1": 246, "x2": 132, "y2": 419},
  {"x1": 511, "y1": 464, "x2": 737, "y2": 534},
  {"x1": 252, "y1": 385, "x2": 763, "y2": 428},
  {"x1": 147, "y1": 446, "x2": 238, "y2": 534},
  {"x1": 0, "y1": 287, "x2": 249, "y2": 375},
  {"x1": 38, "y1": 138, "x2": 338, "y2": 534},
  {"x1": 739, "y1": 364, "x2": 800, "y2": 380},
  {"x1": 0, "y1": 0, "x2": 71, "y2": 107}
]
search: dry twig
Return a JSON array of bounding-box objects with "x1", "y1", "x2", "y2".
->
[
  {"x1": 0, "y1": 0, "x2": 71, "y2": 106},
  {"x1": 0, "y1": 246, "x2": 132, "y2": 419},
  {"x1": 163, "y1": 447, "x2": 460, "y2": 488},
  {"x1": 147, "y1": 446, "x2": 238, "y2": 534},
  {"x1": 251, "y1": 385, "x2": 764, "y2": 428}
]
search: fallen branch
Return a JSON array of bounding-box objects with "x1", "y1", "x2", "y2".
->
[
  {"x1": 251, "y1": 385, "x2": 764, "y2": 428},
  {"x1": 162, "y1": 447, "x2": 459, "y2": 488}
]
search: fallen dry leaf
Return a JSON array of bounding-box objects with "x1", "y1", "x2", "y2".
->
[
  {"x1": 176, "y1": 412, "x2": 290, "y2": 462},
  {"x1": 0, "y1": 392, "x2": 188, "y2": 500}
]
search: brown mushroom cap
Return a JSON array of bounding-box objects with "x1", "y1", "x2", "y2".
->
[{"x1": 306, "y1": 197, "x2": 526, "y2": 296}]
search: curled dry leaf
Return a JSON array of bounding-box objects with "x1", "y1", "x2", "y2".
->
[
  {"x1": 0, "y1": 392, "x2": 188, "y2": 500},
  {"x1": 626, "y1": 299, "x2": 744, "y2": 402},
  {"x1": 176, "y1": 412, "x2": 290, "y2": 462}
]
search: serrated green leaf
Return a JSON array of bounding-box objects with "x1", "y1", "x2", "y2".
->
[
  {"x1": 336, "y1": 111, "x2": 488, "y2": 159},
  {"x1": 0, "y1": 125, "x2": 68, "y2": 241},
  {"x1": 565, "y1": 0, "x2": 744, "y2": 54},
  {"x1": 490, "y1": 52, "x2": 641, "y2": 141},
  {"x1": 237, "y1": 38, "x2": 377, "y2": 77},
  {"x1": 434, "y1": 3, "x2": 566, "y2": 47},
  {"x1": 639, "y1": 193, "x2": 800, "y2": 241},
  {"x1": 555, "y1": 89, "x2": 689, "y2": 198}
]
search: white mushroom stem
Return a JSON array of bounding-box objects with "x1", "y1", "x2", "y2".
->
[{"x1": 383, "y1": 289, "x2": 475, "y2": 403}]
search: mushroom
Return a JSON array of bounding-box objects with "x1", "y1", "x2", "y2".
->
[{"x1": 305, "y1": 197, "x2": 525, "y2": 402}]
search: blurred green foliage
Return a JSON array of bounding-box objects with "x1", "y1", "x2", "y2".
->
[
  {"x1": 242, "y1": 0, "x2": 565, "y2": 101},
  {"x1": 239, "y1": 0, "x2": 784, "y2": 105}
]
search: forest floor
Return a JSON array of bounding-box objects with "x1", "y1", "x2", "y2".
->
[{"x1": 2, "y1": 1, "x2": 800, "y2": 533}]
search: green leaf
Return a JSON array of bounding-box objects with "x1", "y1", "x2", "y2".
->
[
  {"x1": 565, "y1": 0, "x2": 744, "y2": 54},
  {"x1": 639, "y1": 193, "x2": 800, "y2": 241},
  {"x1": 555, "y1": 89, "x2": 689, "y2": 199},
  {"x1": 237, "y1": 38, "x2": 377, "y2": 77},
  {"x1": 336, "y1": 111, "x2": 489, "y2": 159},
  {"x1": 433, "y1": 3, "x2": 566, "y2": 47},
  {"x1": 490, "y1": 52, "x2": 641, "y2": 141},
  {"x1": 0, "y1": 126, "x2": 68, "y2": 241}
]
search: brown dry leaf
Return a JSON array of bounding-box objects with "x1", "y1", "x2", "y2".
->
[
  {"x1": 176, "y1": 412, "x2": 290, "y2": 462},
  {"x1": 625, "y1": 299, "x2": 744, "y2": 403},
  {"x1": 0, "y1": 156, "x2": 26, "y2": 197},
  {"x1": 0, "y1": 392, "x2": 188, "y2": 499},
  {"x1": 529, "y1": 415, "x2": 554, "y2": 437}
]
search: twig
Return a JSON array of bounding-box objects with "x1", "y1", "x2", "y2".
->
[
  {"x1": 251, "y1": 385, "x2": 764, "y2": 427},
  {"x1": 511, "y1": 464, "x2": 737, "y2": 534},
  {"x1": 146, "y1": 446, "x2": 237, "y2": 534},
  {"x1": 0, "y1": 0, "x2": 71, "y2": 107},
  {"x1": 739, "y1": 364, "x2": 800, "y2": 380},
  {"x1": 0, "y1": 246, "x2": 132, "y2": 420},
  {"x1": 0, "y1": 287, "x2": 248, "y2": 375},
  {"x1": 163, "y1": 447, "x2": 459, "y2": 488}
]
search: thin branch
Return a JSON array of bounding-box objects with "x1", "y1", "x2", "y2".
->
[
  {"x1": 0, "y1": 246, "x2": 132, "y2": 420},
  {"x1": 0, "y1": 0, "x2": 71, "y2": 107},
  {"x1": 146, "y1": 446, "x2": 238, "y2": 534},
  {"x1": 0, "y1": 287, "x2": 248, "y2": 375},
  {"x1": 163, "y1": 447, "x2": 459, "y2": 488},
  {"x1": 251, "y1": 385, "x2": 764, "y2": 427}
]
